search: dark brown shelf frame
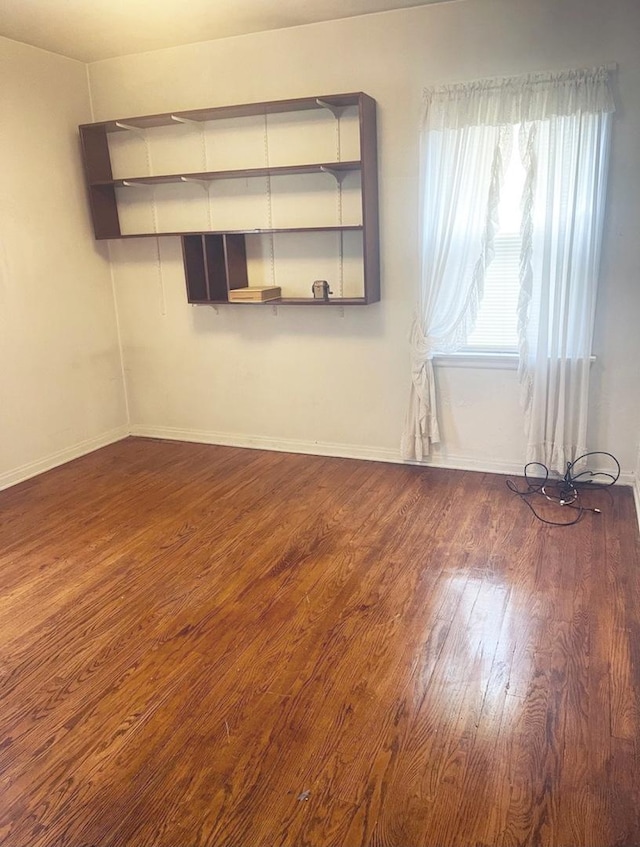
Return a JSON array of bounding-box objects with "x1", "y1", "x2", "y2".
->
[{"x1": 79, "y1": 92, "x2": 380, "y2": 305}]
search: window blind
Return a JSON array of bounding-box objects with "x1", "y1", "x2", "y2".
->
[
  {"x1": 464, "y1": 139, "x2": 525, "y2": 353},
  {"x1": 465, "y1": 232, "x2": 521, "y2": 352}
]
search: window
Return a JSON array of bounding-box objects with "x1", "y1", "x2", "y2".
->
[
  {"x1": 402, "y1": 67, "x2": 614, "y2": 468},
  {"x1": 464, "y1": 137, "x2": 525, "y2": 353}
]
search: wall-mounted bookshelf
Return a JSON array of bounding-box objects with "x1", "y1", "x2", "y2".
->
[{"x1": 79, "y1": 93, "x2": 380, "y2": 306}]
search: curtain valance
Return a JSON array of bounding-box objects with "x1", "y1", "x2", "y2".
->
[{"x1": 423, "y1": 66, "x2": 615, "y2": 131}]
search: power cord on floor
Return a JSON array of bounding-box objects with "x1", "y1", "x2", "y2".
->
[{"x1": 506, "y1": 451, "x2": 620, "y2": 526}]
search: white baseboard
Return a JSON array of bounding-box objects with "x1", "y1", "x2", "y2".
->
[
  {"x1": 133, "y1": 423, "x2": 504, "y2": 470},
  {"x1": 130, "y1": 424, "x2": 635, "y2": 484},
  {"x1": 3, "y1": 422, "x2": 634, "y2": 499},
  {"x1": 129, "y1": 424, "x2": 401, "y2": 465},
  {"x1": 0, "y1": 425, "x2": 130, "y2": 492}
]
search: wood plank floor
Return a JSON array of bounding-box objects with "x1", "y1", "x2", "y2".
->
[{"x1": 0, "y1": 438, "x2": 638, "y2": 847}]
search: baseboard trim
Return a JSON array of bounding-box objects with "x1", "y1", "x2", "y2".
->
[
  {"x1": 2, "y1": 423, "x2": 633, "y2": 497},
  {"x1": 129, "y1": 425, "x2": 401, "y2": 465},
  {"x1": 0, "y1": 426, "x2": 130, "y2": 492},
  {"x1": 130, "y1": 424, "x2": 635, "y2": 484}
]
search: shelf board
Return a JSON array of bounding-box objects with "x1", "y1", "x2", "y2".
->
[
  {"x1": 270, "y1": 298, "x2": 367, "y2": 306},
  {"x1": 98, "y1": 226, "x2": 363, "y2": 241},
  {"x1": 189, "y1": 297, "x2": 368, "y2": 306},
  {"x1": 92, "y1": 161, "x2": 361, "y2": 188},
  {"x1": 81, "y1": 93, "x2": 367, "y2": 133}
]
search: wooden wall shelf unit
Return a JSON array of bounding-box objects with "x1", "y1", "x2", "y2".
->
[{"x1": 79, "y1": 93, "x2": 380, "y2": 306}]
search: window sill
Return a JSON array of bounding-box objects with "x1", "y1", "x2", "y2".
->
[
  {"x1": 433, "y1": 352, "x2": 518, "y2": 370},
  {"x1": 432, "y1": 352, "x2": 597, "y2": 370}
]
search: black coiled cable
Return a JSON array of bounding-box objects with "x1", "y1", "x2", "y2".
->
[{"x1": 506, "y1": 451, "x2": 620, "y2": 526}]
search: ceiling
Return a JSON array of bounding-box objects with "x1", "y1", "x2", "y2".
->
[{"x1": 0, "y1": 0, "x2": 453, "y2": 63}]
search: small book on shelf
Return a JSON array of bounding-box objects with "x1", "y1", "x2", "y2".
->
[{"x1": 228, "y1": 286, "x2": 281, "y2": 302}]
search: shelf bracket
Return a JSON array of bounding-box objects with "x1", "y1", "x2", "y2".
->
[
  {"x1": 115, "y1": 121, "x2": 147, "y2": 137},
  {"x1": 171, "y1": 115, "x2": 201, "y2": 125},
  {"x1": 180, "y1": 176, "x2": 211, "y2": 190},
  {"x1": 122, "y1": 180, "x2": 152, "y2": 188},
  {"x1": 320, "y1": 165, "x2": 347, "y2": 184},
  {"x1": 315, "y1": 99, "x2": 344, "y2": 120}
]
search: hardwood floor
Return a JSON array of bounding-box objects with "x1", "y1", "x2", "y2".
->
[{"x1": 0, "y1": 438, "x2": 638, "y2": 847}]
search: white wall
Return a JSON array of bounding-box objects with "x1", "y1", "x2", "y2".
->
[
  {"x1": 87, "y1": 0, "x2": 640, "y2": 475},
  {"x1": 0, "y1": 37, "x2": 128, "y2": 489}
]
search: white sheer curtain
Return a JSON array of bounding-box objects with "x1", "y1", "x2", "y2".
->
[
  {"x1": 402, "y1": 67, "x2": 614, "y2": 469},
  {"x1": 518, "y1": 107, "x2": 613, "y2": 471},
  {"x1": 400, "y1": 87, "x2": 509, "y2": 461}
]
